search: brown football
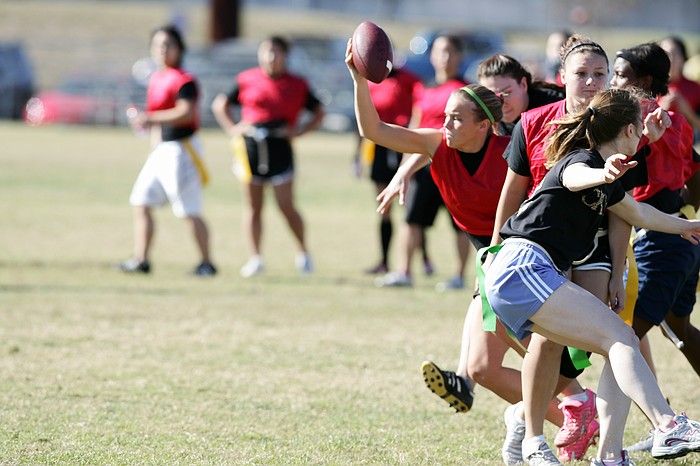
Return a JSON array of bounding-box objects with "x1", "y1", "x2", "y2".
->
[{"x1": 351, "y1": 21, "x2": 393, "y2": 83}]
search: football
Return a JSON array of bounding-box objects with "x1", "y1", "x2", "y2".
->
[{"x1": 351, "y1": 21, "x2": 393, "y2": 83}]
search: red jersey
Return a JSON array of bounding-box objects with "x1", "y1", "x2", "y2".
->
[
  {"x1": 368, "y1": 69, "x2": 420, "y2": 127},
  {"x1": 430, "y1": 131, "x2": 511, "y2": 235},
  {"x1": 415, "y1": 78, "x2": 467, "y2": 129},
  {"x1": 668, "y1": 76, "x2": 700, "y2": 114},
  {"x1": 236, "y1": 67, "x2": 313, "y2": 127},
  {"x1": 632, "y1": 99, "x2": 696, "y2": 202},
  {"x1": 147, "y1": 67, "x2": 199, "y2": 131},
  {"x1": 519, "y1": 100, "x2": 566, "y2": 196}
]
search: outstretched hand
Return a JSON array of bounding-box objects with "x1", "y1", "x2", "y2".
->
[
  {"x1": 376, "y1": 176, "x2": 408, "y2": 214},
  {"x1": 603, "y1": 153, "x2": 637, "y2": 183},
  {"x1": 643, "y1": 107, "x2": 671, "y2": 143}
]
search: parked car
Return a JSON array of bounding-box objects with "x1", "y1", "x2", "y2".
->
[
  {"x1": 24, "y1": 75, "x2": 142, "y2": 126},
  {"x1": 0, "y1": 42, "x2": 34, "y2": 119},
  {"x1": 401, "y1": 29, "x2": 504, "y2": 83}
]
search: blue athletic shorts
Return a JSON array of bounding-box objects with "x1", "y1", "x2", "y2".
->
[
  {"x1": 485, "y1": 238, "x2": 567, "y2": 340},
  {"x1": 633, "y1": 229, "x2": 700, "y2": 325}
]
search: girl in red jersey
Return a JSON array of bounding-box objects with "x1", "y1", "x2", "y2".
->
[
  {"x1": 120, "y1": 25, "x2": 216, "y2": 276},
  {"x1": 375, "y1": 34, "x2": 471, "y2": 290},
  {"x1": 346, "y1": 34, "x2": 509, "y2": 411},
  {"x1": 211, "y1": 36, "x2": 324, "y2": 278},
  {"x1": 357, "y1": 67, "x2": 421, "y2": 275}
]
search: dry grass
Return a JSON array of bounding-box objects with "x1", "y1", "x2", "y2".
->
[{"x1": 1, "y1": 122, "x2": 699, "y2": 464}]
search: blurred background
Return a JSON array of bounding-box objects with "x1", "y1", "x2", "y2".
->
[{"x1": 0, "y1": 0, "x2": 698, "y2": 132}]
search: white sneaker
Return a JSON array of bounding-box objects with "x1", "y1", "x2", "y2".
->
[
  {"x1": 502, "y1": 402, "x2": 526, "y2": 465},
  {"x1": 374, "y1": 272, "x2": 412, "y2": 288},
  {"x1": 436, "y1": 275, "x2": 465, "y2": 292},
  {"x1": 295, "y1": 253, "x2": 314, "y2": 275},
  {"x1": 523, "y1": 440, "x2": 561, "y2": 465},
  {"x1": 240, "y1": 256, "x2": 264, "y2": 278},
  {"x1": 590, "y1": 450, "x2": 635, "y2": 465},
  {"x1": 651, "y1": 413, "x2": 700, "y2": 460}
]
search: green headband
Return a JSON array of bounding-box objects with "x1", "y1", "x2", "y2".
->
[{"x1": 461, "y1": 86, "x2": 495, "y2": 124}]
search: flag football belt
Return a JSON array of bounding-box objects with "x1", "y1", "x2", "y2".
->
[{"x1": 181, "y1": 138, "x2": 210, "y2": 187}]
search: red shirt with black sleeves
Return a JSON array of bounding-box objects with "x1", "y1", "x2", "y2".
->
[
  {"x1": 234, "y1": 67, "x2": 316, "y2": 127},
  {"x1": 430, "y1": 131, "x2": 511, "y2": 236},
  {"x1": 147, "y1": 67, "x2": 199, "y2": 139}
]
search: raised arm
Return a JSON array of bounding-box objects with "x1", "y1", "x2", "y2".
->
[
  {"x1": 562, "y1": 155, "x2": 638, "y2": 192},
  {"x1": 345, "y1": 40, "x2": 441, "y2": 157}
]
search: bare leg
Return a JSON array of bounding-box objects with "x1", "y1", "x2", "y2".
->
[
  {"x1": 466, "y1": 299, "x2": 565, "y2": 426},
  {"x1": 186, "y1": 215, "x2": 210, "y2": 263},
  {"x1": 396, "y1": 223, "x2": 421, "y2": 276},
  {"x1": 242, "y1": 182, "x2": 264, "y2": 256},
  {"x1": 639, "y1": 334, "x2": 657, "y2": 378},
  {"x1": 596, "y1": 360, "x2": 632, "y2": 459},
  {"x1": 530, "y1": 281, "x2": 674, "y2": 429},
  {"x1": 133, "y1": 205, "x2": 154, "y2": 261},
  {"x1": 454, "y1": 231, "x2": 471, "y2": 280},
  {"x1": 523, "y1": 334, "x2": 563, "y2": 437},
  {"x1": 273, "y1": 179, "x2": 307, "y2": 253},
  {"x1": 665, "y1": 313, "x2": 700, "y2": 376}
]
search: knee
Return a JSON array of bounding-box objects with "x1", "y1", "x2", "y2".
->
[
  {"x1": 467, "y1": 356, "x2": 497, "y2": 387},
  {"x1": 604, "y1": 324, "x2": 639, "y2": 356}
]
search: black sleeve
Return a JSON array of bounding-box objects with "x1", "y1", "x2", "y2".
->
[
  {"x1": 304, "y1": 90, "x2": 321, "y2": 112},
  {"x1": 177, "y1": 81, "x2": 198, "y2": 101},
  {"x1": 503, "y1": 121, "x2": 531, "y2": 177},
  {"x1": 226, "y1": 86, "x2": 240, "y2": 105},
  {"x1": 607, "y1": 180, "x2": 626, "y2": 206}
]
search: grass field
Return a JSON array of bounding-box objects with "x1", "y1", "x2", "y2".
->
[{"x1": 1, "y1": 122, "x2": 699, "y2": 464}]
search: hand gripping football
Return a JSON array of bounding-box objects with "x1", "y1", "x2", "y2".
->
[{"x1": 351, "y1": 21, "x2": 393, "y2": 83}]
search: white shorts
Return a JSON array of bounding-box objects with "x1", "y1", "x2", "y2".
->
[{"x1": 129, "y1": 137, "x2": 204, "y2": 218}]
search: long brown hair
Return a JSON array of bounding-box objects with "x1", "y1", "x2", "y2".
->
[
  {"x1": 544, "y1": 88, "x2": 640, "y2": 168},
  {"x1": 456, "y1": 84, "x2": 504, "y2": 125}
]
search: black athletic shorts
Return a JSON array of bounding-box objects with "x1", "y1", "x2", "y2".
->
[
  {"x1": 405, "y1": 167, "x2": 459, "y2": 231},
  {"x1": 242, "y1": 135, "x2": 294, "y2": 184},
  {"x1": 370, "y1": 144, "x2": 401, "y2": 184}
]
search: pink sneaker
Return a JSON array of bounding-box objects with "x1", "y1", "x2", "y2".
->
[
  {"x1": 555, "y1": 389, "x2": 598, "y2": 447},
  {"x1": 557, "y1": 417, "x2": 599, "y2": 461}
]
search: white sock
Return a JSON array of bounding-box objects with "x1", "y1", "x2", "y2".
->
[{"x1": 522, "y1": 435, "x2": 546, "y2": 458}]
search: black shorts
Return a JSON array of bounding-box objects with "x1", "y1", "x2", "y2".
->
[
  {"x1": 243, "y1": 135, "x2": 294, "y2": 183},
  {"x1": 370, "y1": 144, "x2": 401, "y2": 184},
  {"x1": 405, "y1": 167, "x2": 458, "y2": 230}
]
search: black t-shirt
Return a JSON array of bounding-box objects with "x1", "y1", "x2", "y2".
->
[
  {"x1": 162, "y1": 81, "x2": 198, "y2": 142},
  {"x1": 498, "y1": 85, "x2": 564, "y2": 136},
  {"x1": 500, "y1": 148, "x2": 626, "y2": 271},
  {"x1": 458, "y1": 134, "x2": 489, "y2": 176},
  {"x1": 503, "y1": 121, "x2": 530, "y2": 176}
]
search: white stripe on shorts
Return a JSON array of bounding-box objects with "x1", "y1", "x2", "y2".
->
[{"x1": 515, "y1": 246, "x2": 556, "y2": 303}]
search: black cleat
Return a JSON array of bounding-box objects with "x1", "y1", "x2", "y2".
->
[{"x1": 421, "y1": 360, "x2": 474, "y2": 413}]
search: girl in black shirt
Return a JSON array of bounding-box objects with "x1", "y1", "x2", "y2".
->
[{"x1": 485, "y1": 88, "x2": 700, "y2": 463}]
